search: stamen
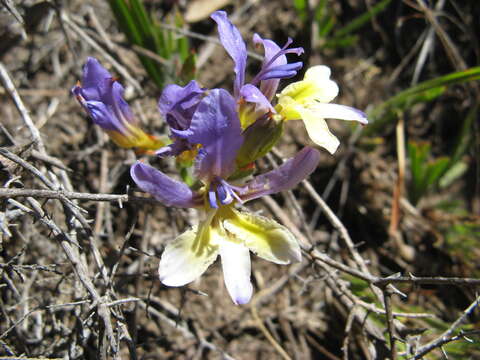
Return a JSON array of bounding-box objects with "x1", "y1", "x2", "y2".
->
[
  {"x1": 251, "y1": 38, "x2": 304, "y2": 85},
  {"x1": 208, "y1": 185, "x2": 218, "y2": 208},
  {"x1": 217, "y1": 183, "x2": 234, "y2": 205}
]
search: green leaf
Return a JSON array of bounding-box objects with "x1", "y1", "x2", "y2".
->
[
  {"x1": 108, "y1": 0, "x2": 142, "y2": 44},
  {"x1": 318, "y1": 14, "x2": 335, "y2": 38},
  {"x1": 324, "y1": 34, "x2": 358, "y2": 48},
  {"x1": 129, "y1": 0, "x2": 153, "y2": 42},
  {"x1": 439, "y1": 161, "x2": 468, "y2": 188},
  {"x1": 408, "y1": 142, "x2": 428, "y2": 204},
  {"x1": 424, "y1": 157, "x2": 450, "y2": 188},
  {"x1": 365, "y1": 67, "x2": 480, "y2": 136},
  {"x1": 331, "y1": 0, "x2": 392, "y2": 39},
  {"x1": 109, "y1": 0, "x2": 166, "y2": 88},
  {"x1": 108, "y1": 0, "x2": 195, "y2": 89},
  {"x1": 449, "y1": 101, "x2": 478, "y2": 167},
  {"x1": 293, "y1": 0, "x2": 308, "y2": 21}
]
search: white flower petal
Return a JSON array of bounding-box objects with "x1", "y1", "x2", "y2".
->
[
  {"x1": 299, "y1": 107, "x2": 340, "y2": 154},
  {"x1": 219, "y1": 240, "x2": 253, "y2": 305},
  {"x1": 304, "y1": 65, "x2": 331, "y2": 80},
  {"x1": 308, "y1": 103, "x2": 368, "y2": 124},
  {"x1": 304, "y1": 65, "x2": 339, "y2": 103},
  {"x1": 159, "y1": 226, "x2": 219, "y2": 287},
  {"x1": 223, "y1": 210, "x2": 301, "y2": 265}
]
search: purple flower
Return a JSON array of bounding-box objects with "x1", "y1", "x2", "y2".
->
[
  {"x1": 158, "y1": 80, "x2": 204, "y2": 132},
  {"x1": 131, "y1": 147, "x2": 318, "y2": 304},
  {"x1": 72, "y1": 57, "x2": 163, "y2": 152},
  {"x1": 211, "y1": 11, "x2": 303, "y2": 127},
  {"x1": 156, "y1": 80, "x2": 205, "y2": 157},
  {"x1": 130, "y1": 89, "x2": 320, "y2": 305},
  {"x1": 211, "y1": 11, "x2": 304, "y2": 98}
]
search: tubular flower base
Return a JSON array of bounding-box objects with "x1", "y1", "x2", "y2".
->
[{"x1": 72, "y1": 58, "x2": 164, "y2": 152}]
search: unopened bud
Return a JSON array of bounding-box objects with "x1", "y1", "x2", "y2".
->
[{"x1": 236, "y1": 114, "x2": 283, "y2": 168}]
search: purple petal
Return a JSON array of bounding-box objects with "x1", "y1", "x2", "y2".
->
[
  {"x1": 208, "y1": 186, "x2": 218, "y2": 209},
  {"x1": 239, "y1": 84, "x2": 274, "y2": 113},
  {"x1": 130, "y1": 162, "x2": 200, "y2": 208},
  {"x1": 81, "y1": 57, "x2": 112, "y2": 101},
  {"x1": 187, "y1": 89, "x2": 243, "y2": 180},
  {"x1": 216, "y1": 180, "x2": 241, "y2": 205},
  {"x1": 80, "y1": 57, "x2": 112, "y2": 100},
  {"x1": 211, "y1": 11, "x2": 247, "y2": 98},
  {"x1": 85, "y1": 101, "x2": 122, "y2": 131},
  {"x1": 241, "y1": 147, "x2": 320, "y2": 202},
  {"x1": 155, "y1": 139, "x2": 191, "y2": 157},
  {"x1": 73, "y1": 58, "x2": 137, "y2": 133},
  {"x1": 107, "y1": 81, "x2": 136, "y2": 125},
  {"x1": 158, "y1": 80, "x2": 204, "y2": 130}
]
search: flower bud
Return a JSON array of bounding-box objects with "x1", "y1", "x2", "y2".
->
[{"x1": 236, "y1": 114, "x2": 283, "y2": 168}]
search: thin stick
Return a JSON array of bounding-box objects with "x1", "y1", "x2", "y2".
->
[
  {"x1": 0, "y1": 62, "x2": 46, "y2": 153},
  {"x1": 6, "y1": 198, "x2": 119, "y2": 354},
  {"x1": 411, "y1": 295, "x2": 480, "y2": 359},
  {"x1": 342, "y1": 306, "x2": 357, "y2": 360},
  {"x1": 373, "y1": 276, "x2": 480, "y2": 287},
  {"x1": 0, "y1": 187, "x2": 158, "y2": 204},
  {"x1": 5, "y1": 187, "x2": 479, "y2": 288},
  {"x1": 383, "y1": 287, "x2": 397, "y2": 360}
]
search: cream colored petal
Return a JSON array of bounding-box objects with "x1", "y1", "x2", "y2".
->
[
  {"x1": 303, "y1": 65, "x2": 339, "y2": 103},
  {"x1": 299, "y1": 107, "x2": 340, "y2": 154},
  {"x1": 308, "y1": 103, "x2": 368, "y2": 124},
  {"x1": 304, "y1": 65, "x2": 332, "y2": 81},
  {"x1": 159, "y1": 225, "x2": 219, "y2": 287},
  {"x1": 219, "y1": 240, "x2": 253, "y2": 305},
  {"x1": 223, "y1": 210, "x2": 301, "y2": 265}
]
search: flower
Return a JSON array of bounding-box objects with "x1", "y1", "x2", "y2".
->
[
  {"x1": 275, "y1": 65, "x2": 368, "y2": 154},
  {"x1": 130, "y1": 88, "x2": 320, "y2": 304},
  {"x1": 211, "y1": 10, "x2": 304, "y2": 128},
  {"x1": 211, "y1": 12, "x2": 367, "y2": 154},
  {"x1": 72, "y1": 58, "x2": 164, "y2": 152}
]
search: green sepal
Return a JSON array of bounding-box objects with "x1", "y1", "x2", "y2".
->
[{"x1": 236, "y1": 116, "x2": 284, "y2": 168}]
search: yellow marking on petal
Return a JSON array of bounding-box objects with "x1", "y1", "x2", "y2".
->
[
  {"x1": 238, "y1": 102, "x2": 258, "y2": 129},
  {"x1": 277, "y1": 65, "x2": 339, "y2": 109},
  {"x1": 222, "y1": 209, "x2": 301, "y2": 265},
  {"x1": 192, "y1": 208, "x2": 218, "y2": 253},
  {"x1": 275, "y1": 96, "x2": 302, "y2": 120},
  {"x1": 107, "y1": 130, "x2": 136, "y2": 148},
  {"x1": 159, "y1": 225, "x2": 219, "y2": 287},
  {"x1": 278, "y1": 79, "x2": 319, "y2": 103}
]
